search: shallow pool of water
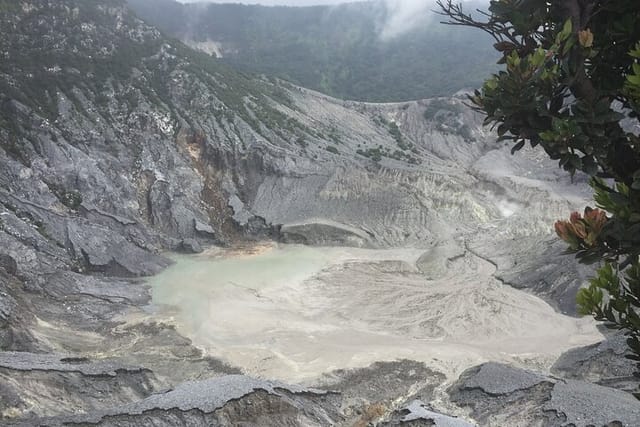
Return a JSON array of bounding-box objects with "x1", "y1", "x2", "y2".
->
[
  {"x1": 151, "y1": 245, "x2": 340, "y2": 331},
  {"x1": 148, "y1": 243, "x2": 602, "y2": 383}
]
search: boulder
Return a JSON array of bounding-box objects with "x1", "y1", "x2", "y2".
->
[
  {"x1": 179, "y1": 239, "x2": 203, "y2": 254},
  {"x1": 448, "y1": 362, "x2": 640, "y2": 426},
  {"x1": 0, "y1": 254, "x2": 17, "y2": 276},
  {"x1": 66, "y1": 221, "x2": 170, "y2": 277},
  {"x1": 552, "y1": 333, "x2": 637, "y2": 392},
  {"x1": 193, "y1": 219, "x2": 215, "y2": 238}
]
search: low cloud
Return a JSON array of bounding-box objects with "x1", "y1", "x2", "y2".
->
[
  {"x1": 176, "y1": 0, "x2": 455, "y2": 40},
  {"x1": 380, "y1": 0, "x2": 436, "y2": 40}
]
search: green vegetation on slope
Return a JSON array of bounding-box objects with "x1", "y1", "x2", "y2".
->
[
  {"x1": 127, "y1": 0, "x2": 498, "y2": 102},
  {"x1": 0, "y1": 0, "x2": 316, "y2": 163}
]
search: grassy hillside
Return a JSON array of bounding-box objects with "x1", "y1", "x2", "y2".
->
[{"x1": 127, "y1": 0, "x2": 498, "y2": 102}]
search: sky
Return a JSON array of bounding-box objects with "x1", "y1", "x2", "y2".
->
[{"x1": 178, "y1": 0, "x2": 348, "y2": 4}]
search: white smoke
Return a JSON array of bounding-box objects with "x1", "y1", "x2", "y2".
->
[
  {"x1": 380, "y1": 0, "x2": 436, "y2": 40},
  {"x1": 176, "y1": 0, "x2": 466, "y2": 40}
]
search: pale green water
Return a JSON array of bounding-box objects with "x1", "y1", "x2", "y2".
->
[
  {"x1": 147, "y1": 244, "x2": 602, "y2": 383},
  {"x1": 149, "y1": 245, "x2": 353, "y2": 336}
]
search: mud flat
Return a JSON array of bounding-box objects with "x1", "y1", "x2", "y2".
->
[{"x1": 148, "y1": 243, "x2": 603, "y2": 384}]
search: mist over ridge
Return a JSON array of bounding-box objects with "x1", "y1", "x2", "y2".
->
[
  {"x1": 173, "y1": 0, "x2": 445, "y2": 39},
  {"x1": 129, "y1": 0, "x2": 496, "y2": 102},
  {"x1": 174, "y1": 0, "x2": 462, "y2": 39}
]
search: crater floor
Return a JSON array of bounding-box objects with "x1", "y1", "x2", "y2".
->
[{"x1": 146, "y1": 243, "x2": 603, "y2": 384}]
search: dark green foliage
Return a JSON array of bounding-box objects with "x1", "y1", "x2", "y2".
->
[
  {"x1": 2, "y1": 200, "x2": 50, "y2": 239},
  {"x1": 0, "y1": 0, "x2": 163, "y2": 123},
  {"x1": 387, "y1": 122, "x2": 402, "y2": 143},
  {"x1": 171, "y1": 43, "x2": 308, "y2": 138},
  {"x1": 422, "y1": 100, "x2": 473, "y2": 139},
  {"x1": 60, "y1": 191, "x2": 83, "y2": 210},
  {"x1": 0, "y1": 1, "x2": 19, "y2": 13},
  {"x1": 48, "y1": 182, "x2": 83, "y2": 210},
  {"x1": 325, "y1": 145, "x2": 339, "y2": 155},
  {"x1": 0, "y1": 134, "x2": 31, "y2": 166},
  {"x1": 387, "y1": 121, "x2": 415, "y2": 151},
  {"x1": 127, "y1": 0, "x2": 498, "y2": 102},
  {"x1": 0, "y1": 0, "x2": 315, "y2": 150},
  {"x1": 357, "y1": 147, "x2": 383, "y2": 162},
  {"x1": 423, "y1": 99, "x2": 460, "y2": 120},
  {"x1": 356, "y1": 145, "x2": 419, "y2": 164}
]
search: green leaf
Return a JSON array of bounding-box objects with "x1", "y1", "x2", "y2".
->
[
  {"x1": 627, "y1": 74, "x2": 640, "y2": 86},
  {"x1": 511, "y1": 139, "x2": 525, "y2": 154},
  {"x1": 559, "y1": 19, "x2": 573, "y2": 40},
  {"x1": 562, "y1": 36, "x2": 576, "y2": 55}
]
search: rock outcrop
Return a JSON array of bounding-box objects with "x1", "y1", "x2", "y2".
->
[
  {"x1": 448, "y1": 362, "x2": 640, "y2": 427},
  {"x1": 382, "y1": 401, "x2": 476, "y2": 427},
  {"x1": 552, "y1": 332, "x2": 638, "y2": 392},
  {"x1": 18, "y1": 376, "x2": 341, "y2": 427}
]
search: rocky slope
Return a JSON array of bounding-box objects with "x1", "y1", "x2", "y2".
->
[{"x1": 0, "y1": 0, "x2": 638, "y2": 425}]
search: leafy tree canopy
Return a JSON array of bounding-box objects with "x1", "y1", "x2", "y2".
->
[{"x1": 437, "y1": 0, "x2": 640, "y2": 396}]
